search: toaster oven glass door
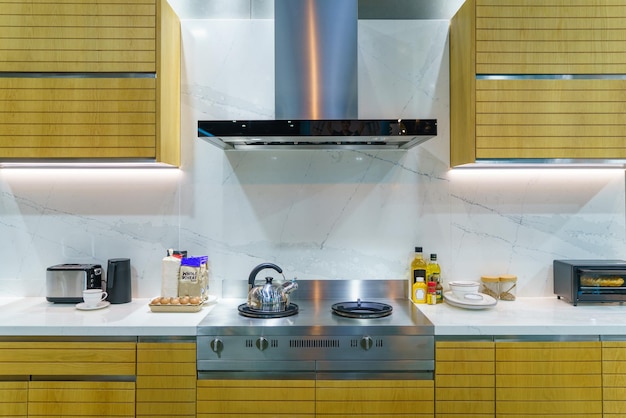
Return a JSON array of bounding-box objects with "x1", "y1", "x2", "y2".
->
[{"x1": 577, "y1": 268, "x2": 626, "y2": 303}]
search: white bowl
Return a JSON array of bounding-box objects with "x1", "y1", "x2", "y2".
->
[{"x1": 448, "y1": 281, "x2": 481, "y2": 298}]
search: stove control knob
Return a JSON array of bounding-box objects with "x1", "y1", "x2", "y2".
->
[
  {"x1": 256, "y1": 337, "x2": 269, "y2": 351},
  {"x1": 210, "y1": 338, "x2": 223, "y2": 354},
  {"x1": 360, "y1": 336, "x2": 373, "y2": 351}
]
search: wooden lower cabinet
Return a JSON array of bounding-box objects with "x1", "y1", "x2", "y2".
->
[
  {"x1": 196, "y1": 379, "x2": 315, "y2": 417},
  {"x1": 435, "y1": 341, "x2": 495, "y2": 418},
  {"x1": 28, "y1": 381, "x2": 135, "y2": 417},
  {"x1": 436, "y1": 339, "x2": 607, "y2": 418},
  {"x1": 136, "y1": 341, "x2": 197, "y2": 417},
  {"x1": 0, "y1": 340, "x2": 136, "y2": 418},
  {"x1": 602, "y1": 341, "x2": 626, "y2": 416},
  {"x1": 316, "y1": 379, "x2": 433, "y2": 417},
  {"x1": 0, "y1": 381, "x2": 27, "y2": 417},
  {"x1": 197, "y1": 379, "x2": 432, "y2": 417},
  {"x1": 496, "y1": 341, "x2": 602, "y2": 418}
]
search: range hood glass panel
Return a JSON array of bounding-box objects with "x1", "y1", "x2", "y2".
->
[
  {"x1": 275, "y1": 0, "x2": 358, "y2": 120},
  {"x1": 198, "y1": 119, "x2": 437, "y2": 150}
]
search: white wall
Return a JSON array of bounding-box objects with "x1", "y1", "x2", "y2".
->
[{"x1": 0, "y1": 16, "x2": 624, "y2": 299}]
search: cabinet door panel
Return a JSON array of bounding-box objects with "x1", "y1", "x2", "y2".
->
[
  {"x1": 28, "y1": 381, "x2": 135, "y2": 417},
  {"x1": 476, "y1": 0, "x2": 626, "y2": 74},
  {"x1": 0, "y1": 0, "x2": 156, "y2": 72},
  {"x1": 316, "y1": 380, "x2": 433, "y2": 415},
  {"x1": 496, "y1": 341, "x2": 602, "y2": 417},
  {"x1": 136, "y1": 341, "x2": 196, "y2": 418},
  {"x1": 0, "y1": 381, "x2": 27, "y2": 417},
  {"x1": 0, "y1": 342, "x2": 136, "y2": 376},
  {"x1": 0, "y1": 77, "x2": 157, "y2": 159},
  {"x1": 435, "y1": 341, "x2": 494, "y2": 417},
  {"x1": 475, "y1": 78, "x2": 626, "y2": 160}
]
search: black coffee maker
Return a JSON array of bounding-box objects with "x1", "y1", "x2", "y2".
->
[{"x1": 106, "y1": 258, "x2": 132, "y2": 304}]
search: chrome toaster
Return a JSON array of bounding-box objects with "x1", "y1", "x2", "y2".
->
[{"x1": 46, "y1": 264, "x2": 103, "y2": 303}]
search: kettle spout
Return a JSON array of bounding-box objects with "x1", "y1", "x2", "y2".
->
[{"x1": 281, "y1": 278, "x2": 298, "y2": 294}]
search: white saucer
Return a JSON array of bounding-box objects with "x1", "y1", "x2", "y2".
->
[
  {"x1": 444, "y1": 291, "x2": 497, "y2": 310},
  {"x1": 75, "y1": 301, "x2": 110, "y2": 311}
]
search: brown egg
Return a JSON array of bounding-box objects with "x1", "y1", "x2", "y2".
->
[
  {"x1": 180, "y1": 296, "x2": 190, "y2": 305},
  {"x1": 189, "y1": 297, "x2": 200, "y2": 305},
  {"x1": 160, "y1": 297, "x2": 171, "y2": 305},
  {"x1": 150, "y1": 297, "x2": 161, "y2": 305},
  {"x1": 171, "y1": 297, "x2": 181, "y2": 305}
]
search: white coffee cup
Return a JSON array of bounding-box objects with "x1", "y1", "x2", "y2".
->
[{"x1": 82, "y1": 289, "x2": 108, "y2": 307}]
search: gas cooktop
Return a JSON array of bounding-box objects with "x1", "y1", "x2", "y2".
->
[
  {"x1": 196, "y1": 280, "x2": 434, "y2": 380},
  {"x1": 196, "y1": 279, "x2": 433, "y2": 336}
]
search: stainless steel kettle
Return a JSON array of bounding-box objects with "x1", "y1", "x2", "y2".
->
[{"x1": 247, "y1": 263, "x2": 298, "y2": 312}]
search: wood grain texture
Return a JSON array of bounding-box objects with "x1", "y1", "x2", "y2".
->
[
  {"x1": 197, "y1": 379, "x2": 314, "y2": 417},
  {"x1": 0, "y1": 0, "x2": 156, "y2": 72},
  {"x1": 155, "y1": 0, "x2": 181, "y2": 166},
  {"x1": 136, "y1": 342, "x2": 196, "y2": 418},
  {"x1": 0, "y1": 381, "x2": 27, "y2": 417},
  {"x1": 28, "y1": 381, "x2": 135, "y2": 417},
  {"x1": 476, "y1": 0, "x2": 626, "y2": 74},
  {"x1": 603, "y1": 341, "x2": 626, "y2": 415},
  {"x1": 0, "y1": 341, "x2": 136, "y2": 375},
  {"x1": 0, "y1": 77, "x2": 156, "y2": 159},
  {"x1": 475, "y1": 78, "x2": 626, "y2": 159},
  {"x1": 495, "y1": 341, "x2": 602, "y2": 417},
  {"x1": 450, "y1": 0, "x2": 477, "y2": 167},
  {"x1": 316, "y1": 379, "x2": 433, "y2": 416},
  {"x1": 435, "y1": 341, "x2": 495, "y2": 417}
]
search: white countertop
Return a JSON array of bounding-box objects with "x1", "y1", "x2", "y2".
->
[
  {"x1": 0, "y1": 298, "x2": 216, "y2": 337},
  {"x1": 417, "y1": 296, "x2": 626, "y2": 337},
  {"x1": 2, "y1": 296, "x2": 626, "y2": 338}
]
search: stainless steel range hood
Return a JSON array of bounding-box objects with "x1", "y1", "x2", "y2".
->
[{"x1": 196, "y1": 0, "x2": 440, "y2": 150}]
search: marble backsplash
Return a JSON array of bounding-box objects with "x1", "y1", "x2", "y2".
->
[{"x1": 0, "y1": 16, "x2": 624, "y2": 299}]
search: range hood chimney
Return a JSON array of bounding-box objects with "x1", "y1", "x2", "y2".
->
[
  {"x1": 197, "y1": 0, "x2": 438, "y2": 150},
  {"x1": 275, "y1": 0, "x2": 358, "y2": 120}
]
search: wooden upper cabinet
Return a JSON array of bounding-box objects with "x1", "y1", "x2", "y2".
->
[
  {"x1": 0, "y1": 0, "x2": 180, "y2": 166},
  {"x1": 476, "y1": 0, "x2": 626, "y2": 74},
  {"x1": 450, "y1": 0, "x2": 626, "y2": 167},
  {"x1": 0, "y1": 0, "x2": 156, "y2": 73}
]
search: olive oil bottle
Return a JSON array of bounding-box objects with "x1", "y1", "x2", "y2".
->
[
  {"x1": 426, "y1": 254, "x2": 441, "y2": 282},
  {"x1": 427, "y1": 254, "x2": 443, "y2": 304}
]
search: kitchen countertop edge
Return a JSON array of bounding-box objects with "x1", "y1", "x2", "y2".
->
[{"x1": 3, "y1": 296, "x2": 626, "y2": 337}]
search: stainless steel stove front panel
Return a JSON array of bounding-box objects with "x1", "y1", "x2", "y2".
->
[{"x1": 197, "y1": 334, "x2": 433, "y2": 362}]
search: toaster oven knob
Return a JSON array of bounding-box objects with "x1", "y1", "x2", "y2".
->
[
  {"x1": 210, "y1": 338, "x2": 223, "y2": 354},
  {"x1": 360, "y1": 336, "x2": 373, "y2": 351},
  {"x1": 256, "y1": 337, "x2": 269, "y2": 351}
]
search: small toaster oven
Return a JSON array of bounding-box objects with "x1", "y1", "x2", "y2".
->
[{"x1": 554, "y1": 259, "x2": 626, "y2": 305}]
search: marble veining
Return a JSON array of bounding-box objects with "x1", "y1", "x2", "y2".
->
[{"x1": 0, "y1": 16, "x2": 624, "y2": 301}]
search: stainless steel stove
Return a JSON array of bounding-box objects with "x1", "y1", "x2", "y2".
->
[{"x1": 197, "y1": 280, "x2": 434, "y2": 380}]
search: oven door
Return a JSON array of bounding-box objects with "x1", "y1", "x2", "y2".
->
[{"x1": 576, "y1": 268, "x2": 626, "y2": 304}]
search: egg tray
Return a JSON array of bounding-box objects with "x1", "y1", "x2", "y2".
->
[{"x1": 148, "y1": 303, "x2": 203, "y2": 313}]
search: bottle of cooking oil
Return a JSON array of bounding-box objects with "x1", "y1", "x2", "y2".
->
[
  {"x1": 426, "y1": 254, "x2": 441, "y2": 282},
  {"x1": 410, "y1": 247, "x2": 428, "y2": 303},
  {"x1": 426, "y1": 253, "x2": 443, "y2": 304}
]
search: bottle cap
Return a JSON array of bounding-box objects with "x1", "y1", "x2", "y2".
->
[
  {"x1": 416, "y1": 276, "x2": 425, "y2": 282},
  {"x1": 415, "y1": 247, "x2": 423, "y2": 252},
  {"x1": 481, "y1": 275, "x2": 500, "y2": 282},
  {"x1": 500, "y1": 274, "x2": 517, "y2": 282}
]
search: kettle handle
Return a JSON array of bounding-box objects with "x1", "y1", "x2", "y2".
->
[
  {"x1": 248, "y1": 263, "x2": 283, "y2": 289},
  {"x1": 107, "y1": 262, "x2": 116, "y2": 289}
]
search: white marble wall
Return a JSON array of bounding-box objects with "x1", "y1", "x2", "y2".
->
[{"x1": 0, "y1": 16, "x2": 624, "y2": 299}]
